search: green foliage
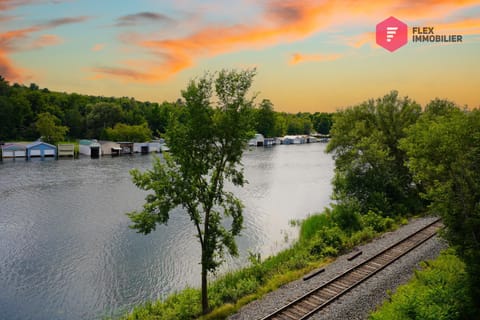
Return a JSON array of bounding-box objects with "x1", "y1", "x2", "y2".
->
[
  {"x1": 127, "y1": 69, "x2": 256, "y2": 315},
  {"x1": 125, "y1": 288, "x2": 201, "y2": 320},
  {"x1": 308, "y1": 227, "x2": 344, "y2": 257},
  {"x1": 104, "y1": 123, "x2": 152, "y2": 142},
  {"x1": 300, "y1": 212, "x2": 335, "y2": 242},
  {"x1": 361, "y1": 210, "x2": 395, "y2": 233},
  {"x1": 311, "y1": 112, "x2": 333, "y2": 134},
  {"x1": 400, "y1": 102, "x2": 480, "y2": 301},
  {"x1": 255, "y1": 99, "x2": 276, "y2": 137},
  {"x1": 86, "y1": 102, "x2": 124, "y2": 138},
  {"x1": 35, "y1": 112, "x2": 69, "y2": 144},
  {"x1": 330, "y1": 202, "x2": 363, "y2": 234},
  {"x1": 0, "y1": 77, "x2": 331, "y2": 142},
  {"x1": 369, "y1": 250, "x2": 476, "y2": 320},
  {"x1": 327, "y1": 91, "x2": 423, "y2": 216}
]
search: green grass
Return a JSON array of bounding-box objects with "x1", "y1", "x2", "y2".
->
[
  {"x1": 369, "y1": 249, "x2": 476, "y2": 320},
  {"x1": 119, "y1": 206, "x2": 405, "y2": 320}
]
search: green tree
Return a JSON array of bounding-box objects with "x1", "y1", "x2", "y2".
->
[
  {"x1": 312, "y1": 112, "x2": 333, "y2": 134},
  {"x1": 64, "y1": 107, "x2": 85, "y2": 139},
  {"x1": 326, "y1": 91, "x2": 422, "y2": 216},
  {"x1": 255, "y1": 99, "x2": 276, "y2": 137},
  {"x1": 273, "y1": 112, "x2": 287, "y2": 136},
  {"x1": 104, "y1": 123, "x2": 152, "y2": 142},
  {"x1": 86, "y1": 102, "x2": 124, "y2": 138},
  {"x1": 400, "y1": 102, "x2": 480, "y2": 304},
  {"x1": 0, "y1": 76, "x2": 10, "y2": 96},
  {"x1": 35, "y1": 112, "x2": 69, "y2": 144},
  {"x1": 127, "y1": 69, "x2": 256, "y2": 315}
]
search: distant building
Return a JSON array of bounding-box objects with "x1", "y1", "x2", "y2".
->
[
  {"x1": 248, "y1": 133, "x2": 265, "y2": 146},
  {"x1": 57, "y1": 144, "x2": 75, "y2": 158},
  {"x1": 1, "y1": 143, "x2": 27, "y2": 159},
  {"x1": 79, "y1": 140, "x2": 101, "y2": 158},
  {"x1": 26, "y1": 141, "x2": 56, "y2": 160},
  {"x1": 99, "y1": 141, "x2": 121, "y2": 156},
  {"x1": 282, "y1": 135, "x2": 306, "y2": 145},
  {"x1": 118, "y1": 142, "x2": 134, "y2": 155}
]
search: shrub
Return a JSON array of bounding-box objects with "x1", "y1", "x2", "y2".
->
[
  {"x1": 369, "y1": 249, "x2": 476, "y2": 320},
  {"x1": 331, "y1": 202, "x2": 363, "y2": 234},
  {"x1": 362, "y1": 210, "x2": 395, "y2": 233},
  {"x1": 300, "y1": 211, "x2": 334, "y2": 242}
]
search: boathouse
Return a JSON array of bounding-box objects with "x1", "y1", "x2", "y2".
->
[
  {"x1": 79, "y1": 140, "x2": 101, "y2": 158},
  {"x1": 248, "y1": 133, "x2": 265, "y2": 146},
  {"x1": 26, "y1": 141, "x2": 56, "y2": 160},
  {"x1": 118, "y1": 142, "x2": 134, "y2": 155},
  {"x1": 57, "y1": 144, "x2": 75, "y2": 158},
  {"x1": 1, "y1": 143, "x2": 27, "y2": 159},
  {"x1": 282, "y1": 135, "x2": 305, "y2": 145},
  {"x1": 99, "y1": 141, "x2": 121, "y2": 156},
  {"x1": 149, "y1": 139, "x2": 163, "y2": 153},
  {"x1": 133, "y1": 142, "x2": 149, "y2": 154}
]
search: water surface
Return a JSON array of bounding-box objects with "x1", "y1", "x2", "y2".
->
[{"x1": 0, "y1": 143, "x2": 334, "y2": 319}]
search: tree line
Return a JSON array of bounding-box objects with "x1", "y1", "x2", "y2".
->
[{"x1": 0, "y1": 76, "x2": 333, "y2": 144}]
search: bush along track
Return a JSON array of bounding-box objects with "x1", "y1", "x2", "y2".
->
[{"x1": 369, "y1": 248, "x2": 476, "y2": 320}]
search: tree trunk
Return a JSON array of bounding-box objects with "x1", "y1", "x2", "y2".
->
[{"x1": 201, "y1": 252, "x2": 209, "y2": 314}]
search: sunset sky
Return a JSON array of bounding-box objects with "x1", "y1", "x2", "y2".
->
[{"x1": 1, "y1": 0, "x2": 479, "y2": 112}]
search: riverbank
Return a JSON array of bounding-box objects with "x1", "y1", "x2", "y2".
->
[{"x1": 120, "y1": 209, "x2": 427, "y2": 319}]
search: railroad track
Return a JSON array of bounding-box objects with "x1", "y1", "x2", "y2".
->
[{"x1": 260, "y1": 218, "x2": 443, "y2": 320}]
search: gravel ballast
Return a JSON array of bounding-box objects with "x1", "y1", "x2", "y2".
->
[{"x1": 229, "y1": 216, "x2": 447, "y2": 320}]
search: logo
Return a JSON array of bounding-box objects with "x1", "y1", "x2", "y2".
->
[{"x1": 376, "y1": 16, "x2": 408, "y2": 52}]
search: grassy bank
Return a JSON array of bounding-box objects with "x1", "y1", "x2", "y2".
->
[
  {"x1": 369, "y1": 249, "x2": 476, "y2": 320},
  {"x1": 120, "y1": 207, "x2": 408, "y2": 320}
]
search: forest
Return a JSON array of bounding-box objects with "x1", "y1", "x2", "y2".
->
[{"x1": 0, "y1": 76, "x2": 332, "y2": 144}]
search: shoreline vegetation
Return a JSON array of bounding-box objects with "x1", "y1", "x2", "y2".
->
[
  {"x1": 0, "y1": 76, "x2": 333, "y2": 145},
  {"x1": 119, "y1": 208, "x2": 408, "y2": 320}
]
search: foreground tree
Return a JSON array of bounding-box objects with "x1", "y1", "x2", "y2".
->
[
  {"x1": 127, "y1": 69, "x2": 256, "y2": 315},
  {"x1": 400, "y1": 102, "x2": 480, "y2": 305},
  {"x1": 326, "y1": 91, "x2": 423, "y2": 216}
]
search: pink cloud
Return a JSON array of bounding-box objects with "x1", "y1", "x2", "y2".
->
[{"x1": 0, "y1": 15, "x2": 90, "y2": 81}]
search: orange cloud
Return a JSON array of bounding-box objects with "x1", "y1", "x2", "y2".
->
[
  {"x1": 91, "y1": 43, "x2": 105, "y2": 52},
  {"x1": 0, "y1": 51, "x2": 22, "y2": 80},
  {"x1": 94, "y1": 0, "x2": 480, "y2": 82},
  {"x1": 433, "y1": 17, "x2": 480, "y2": 35},
  {"x1": 290, "y1": 52, "x2": 342, "y2": 65},
  {"x1": 344, "y1": 32, "x2": 376, "y2": 48},
  {"x1": 93, "y1": 0, "x2": 337, "y2": 81}
]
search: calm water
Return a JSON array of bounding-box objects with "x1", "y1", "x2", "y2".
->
[{"x1": 0, "y1": 143, "x2": 334, "y2": 320}]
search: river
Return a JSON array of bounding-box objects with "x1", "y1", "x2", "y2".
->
[{"x1": 0, "y1": 143, "x2": 334, "y2": 320}]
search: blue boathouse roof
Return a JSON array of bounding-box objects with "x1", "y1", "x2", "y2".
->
[{"x1": 26, "y1": 141, "x2": 56, "y2": 149}]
